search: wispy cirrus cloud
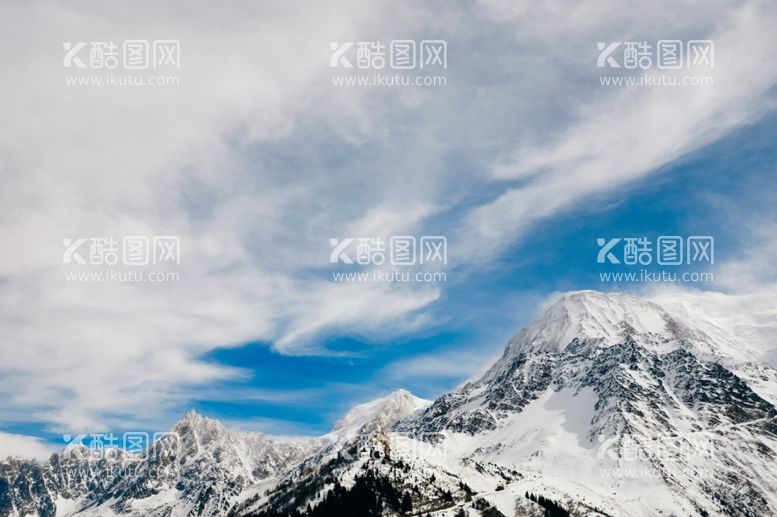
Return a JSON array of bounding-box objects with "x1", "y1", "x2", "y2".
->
[{"x1": 459, "y1": 0, "x2": 777, "y2": 263}]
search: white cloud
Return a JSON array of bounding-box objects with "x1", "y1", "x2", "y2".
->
[
  {"x1": 459, "y1": 0, "x2": 777, "y2": 262},
  {"x1": 0, "y1": 0, "x2": 448, "y2": 431},
  {"x1": 716, "y1": 221, "x2": 777, "y2": 292},
  {"x1": 382, "y1": 349, "x2": 496, "y2": 382},
  {"x1": 0, "y1": 432, "x2": 57, "y2": 461}
]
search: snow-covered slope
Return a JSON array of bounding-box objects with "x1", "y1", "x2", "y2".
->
[
  {"x1": 649, "y1": 289, "x2": 777, "y2": 405},
  {"x1": 649, "y1": 290, "x2": 777, "y2": 366}
]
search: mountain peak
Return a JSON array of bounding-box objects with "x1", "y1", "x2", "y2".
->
[
  {"x1": 331, "y1": 389, "x2": 431, "y2": 436},
  {"x1": 509, "y1": 290, "x2": 674, "y2": 354},
  {"x1": 176, "y1": 408, "x2": 216, "y2": 425},
  {"x1": 172, "y1": 409, "x2": 228, "y2": 447}
]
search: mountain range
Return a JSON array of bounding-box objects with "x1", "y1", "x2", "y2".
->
[{"x1": 2, "y1": 290, "x2": 776, "y2": 517}]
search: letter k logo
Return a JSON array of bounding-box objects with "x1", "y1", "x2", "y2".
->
[
  {"x1": 597, "y1": 42, "x2": 621, "y2": 68},
  {"x1": 63, "y1": 42, "x2": 87, "y2": 68},
  {"x1": 597, "y1": 238, "x2": 621, "y2": 264},
  {"x1": 330, "y1": 42, "x2": 354, "y2": 68}
]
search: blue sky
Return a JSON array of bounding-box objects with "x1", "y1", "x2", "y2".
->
[
  {"x1": 1, "y1": 0, "x2": 777, "y2": 457},
  {"x1": 184, "y1": 111, "x2": 777, "y2": 436}
]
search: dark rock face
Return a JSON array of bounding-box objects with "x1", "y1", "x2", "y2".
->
[{"x1": 0, "y1": 461, "x2": 55, "y2": 517}]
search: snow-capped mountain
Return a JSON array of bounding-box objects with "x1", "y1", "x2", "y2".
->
[
  {"x1": 0, "y1": 391, "x2": 430, "y2": 517},
  {"x1": 2, "y1": 290, "x2": 777, "y2": 517},
  {"x1": 0, "y1": 412, "x2": 321, "y2": 517},
  {"x1": 391, "y1": 291, "x2": 777, "y2": 515},
  {"x1": 243, "y1": 291, "x2": 777, "y2": 517}
]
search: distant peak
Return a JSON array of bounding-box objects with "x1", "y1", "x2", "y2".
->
[
  {"x1": 383, "y1": 388, "x2": 430, "y2": 406},
  {"x1": 173, "y1": 409, "x2": 225, "y2": 434},
  {"x1": 332, "y1": 390, "x2": 431, "y2": 435},
  {"x1": 388, "y1": 388, "x2": 415, "y2": 399},
  {"x1": 179, "y1": 408, "x2": 207, "y2": 423}
]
